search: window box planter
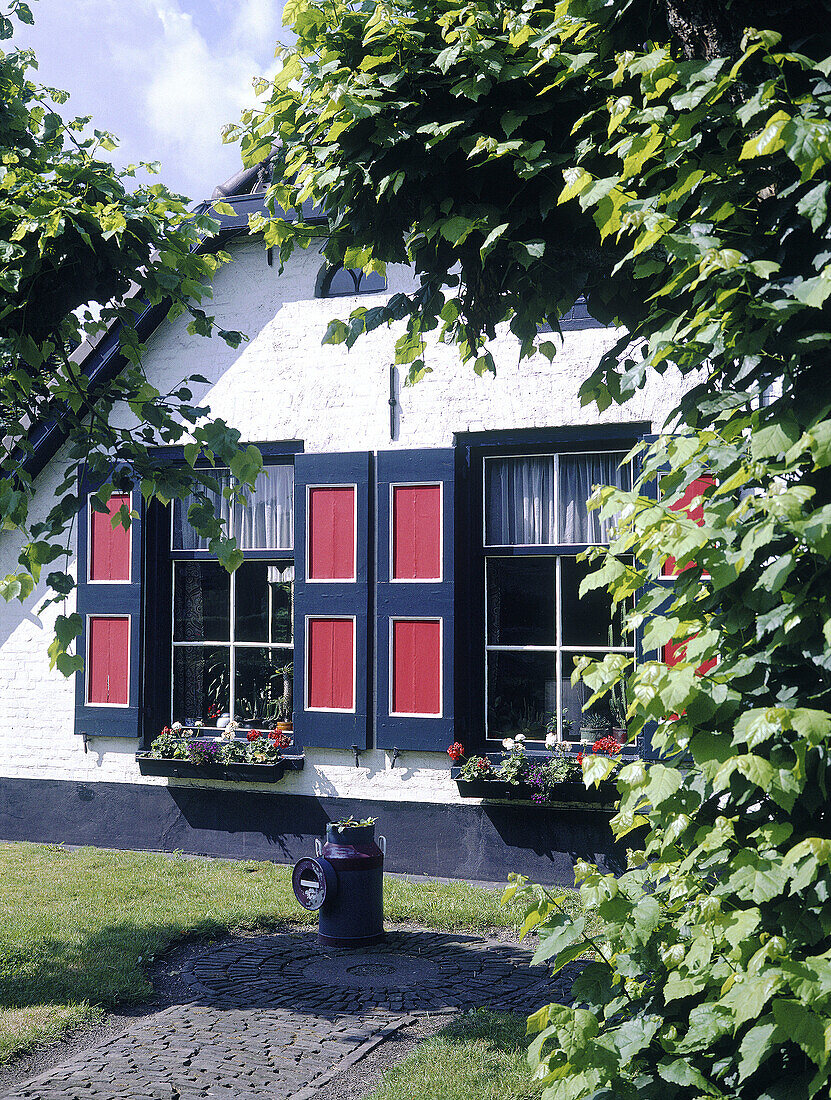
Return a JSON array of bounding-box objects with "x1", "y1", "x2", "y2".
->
[
  {"x1": 450, "y1": 768, "x2": 617, "y2": 806},
  {"x1": 136, "y1": 753, "x2": 304, "y2": 783}
]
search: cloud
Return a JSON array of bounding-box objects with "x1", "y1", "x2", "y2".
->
[{"x1": 14, "y1": 0, "x2": 284, "y2": 199}]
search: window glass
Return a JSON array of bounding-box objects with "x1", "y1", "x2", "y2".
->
[
  {"x1": 169, "y1": 462, "x2": 295, "y2": 726},
  {"x1": 173, "y1": 646, "x2": 230, "y2": 724},
  {"x1": 234, "y1": 647, "x2": 290, "y2": 723},
  {"x1": 487, "y1": 651, "x2": 555, "y2": 740},
  {"x1": 561, "y1": 654, "x2": 622, "y2": 740},
  {"x1": 560, "y1": 557, "x2": 625, "y2": 648},
  {"x1": 234, "y1": 561, "x2": 294, "y2": 643},
  {"x1": 173, "y1": 562, "x2": 230, "y2": 642},
  {"x1": 487, "y1": 558, "x2": 555, "y2": 646}
]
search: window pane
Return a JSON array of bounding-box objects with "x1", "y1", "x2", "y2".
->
[
  {"x1": 487, "y1": 651, "x2": 555, "y2": 740},
  {"x1": 234, "y1": 466, "x2": 293, "y2": 550},
  {"x1": 558, "y1": 453, "x2": 629, "y2": 543},
  {"x1": 485, "y1": 456, "x2": 555, "y2": 545},
  {"x1": 235, "y1": 647, "x2": 291, "y2": 723},
  {"x1": 561, "y1": 654, "x2": 624, "y2": 740},
  {"x1": 234, "y1": 562, "x2": 294, "y2": 643},
  {"x1": 172, "y1": 475, "x2": 232, "y2": 549},
  {"x1": 560, "y1": 557, "x2": 625, "y2": 648},
  {"x1": 173, "y1": 646, "x2": 229, "y2": 725},
  {"x1": 173, "y1": 562, "x2": 230, "y2": 642},
  {"x1": 487, "y1": 558, "x2": 555, "y2": 646}
]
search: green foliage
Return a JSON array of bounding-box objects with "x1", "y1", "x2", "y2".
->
[
  {"x1": 0, "y1": 5, "x2": 259, "y2": 646},
  {"x1": 246, "y1": 1, "x2": 831, "y2": 1097}
]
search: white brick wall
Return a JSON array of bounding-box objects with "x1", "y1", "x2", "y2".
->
[{"x1": 0, "y1": 237, "x2": 692, "y2": 804}]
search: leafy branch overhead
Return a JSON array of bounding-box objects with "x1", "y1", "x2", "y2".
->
[
  {"x1": 0, "y1": 6, "x2": 259, "y2": 671},
  {"x1": 238, "y1": 1, "x2": 831, "y2": 1097}
]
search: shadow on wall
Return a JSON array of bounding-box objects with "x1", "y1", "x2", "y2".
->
[
  {"x1": 0, "y1": 577, "x2": 43, "y2": 653},
  {"x1": 483, "y1": 803, "x2": 631, "y2": 880}
]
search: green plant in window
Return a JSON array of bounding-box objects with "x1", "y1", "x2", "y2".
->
[{"x1": 579, "y1": 710, "x2": 611, "y2": 737}]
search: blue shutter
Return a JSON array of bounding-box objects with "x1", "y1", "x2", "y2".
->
[
  {"x1": 293, "y1": 452, "x2": 370, "y2": 749},
  {"x1": 375, "y1": 449, "x2": 454, "y2": 752},
  {"x1": 74, "y1": 483, "x2": 143, "y2": 739}
]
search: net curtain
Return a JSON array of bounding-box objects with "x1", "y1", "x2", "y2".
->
[
  {"x1": 173, "y1": 466, "x2": 294, "y2": 551},
  {"x1": 486, "y1": 453, "x2": 628, "y2": 545}
]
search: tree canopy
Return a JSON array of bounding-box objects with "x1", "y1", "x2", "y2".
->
[
  {"x1": 0, "y1": 6, "x2": 260, "y2": 672},
  {"x1": 234, "y1": 1, "x2": 831, "y2": 1096}
]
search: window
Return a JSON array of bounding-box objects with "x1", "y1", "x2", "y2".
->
[
  {"x1": 169, "y1": 465, "x2": 294, "y2": 726},
  {"x1": 316, "y1": 264, "x2": 387, "y2": 298},
  {"x1": 482, "y1": 451, "x2": 634, "y2": 744}
]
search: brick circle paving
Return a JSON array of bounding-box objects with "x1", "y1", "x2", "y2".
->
[{"x1": 1, "y1": 929, "x2": 576, "y2": 1100}]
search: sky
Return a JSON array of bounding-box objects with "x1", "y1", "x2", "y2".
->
[{"x1": 13, "y1": 0, "x2": 288, "y2": 201}]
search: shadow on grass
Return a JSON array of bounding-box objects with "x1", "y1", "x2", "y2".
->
[{"x1": 0, "y1": 917, "x2": 288, "y2": 1013}]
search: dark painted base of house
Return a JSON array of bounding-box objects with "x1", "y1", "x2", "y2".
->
[{"x1": 0, "y1": 777, "x2": 627, "y2": 885}]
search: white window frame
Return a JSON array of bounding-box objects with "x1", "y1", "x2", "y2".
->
[{"x1": 483, "y1": 448, "x2": 636, "y2": 745}]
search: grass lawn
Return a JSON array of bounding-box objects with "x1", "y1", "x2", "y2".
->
[
  {"x1": 366, "y1": 1010, "x2": 541, "y2": 1100},
  {"x1": 0, "y1": 842, "x2": 586, "y2": 1064}
]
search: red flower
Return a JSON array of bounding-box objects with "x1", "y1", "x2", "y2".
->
[
  {"x1": 246, "y1": 729, "x2": 261, "y2": 742},
  {"x1": 593, "y1": 736, "x2": 622, "y2": 755},
  {"x1": 447, "y1": 742, "x2": 465, "y2": 762},
  {"x1": 577, "y1": 751, "x2": 583, "y2": 765},
  {"x1": 269, "y1": 730, "x2": 292, "y2": 748}
]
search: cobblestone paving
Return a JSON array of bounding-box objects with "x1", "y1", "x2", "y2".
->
[{"x1": 2, "y1": 930, "x2": 573, "y2": 1100}]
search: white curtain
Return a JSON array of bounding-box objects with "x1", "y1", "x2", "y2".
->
[
  {"x1": 486, "y1": 457, "x2": 556, "y2": 544},
  {"x1": 172, "y1": 476, "x2": 232, "y2": 550},
  {"x1": 172, "y1": 467, "x2": 294, "y2": 550},
  {"x1": 559, "y1": 453, "x2": 628, "y2": 543},
  {"x1": 485, "y1": 453, "x2": 629, "y2": 546},
  {"x1": 234, "y1": 466, "x2": 294, "y2": 550}
]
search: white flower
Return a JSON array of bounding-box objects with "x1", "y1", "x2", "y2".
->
[
  {"x1": 502, "y1": 738, "x2": 515, "y2": 750},
  {"x1": 222, "y1": 726, "x2": 236, "y2": 741},
  {"x1": 545, "y1": 732, "x2": 558, "y2": 750},
  {"x1": 514, "y1": 733, "x2": 526, "y2": 743},
  {"x1": 171, "y1": 722, "x2": 182, "y2": 732}
]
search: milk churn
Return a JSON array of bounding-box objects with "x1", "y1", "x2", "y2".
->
[{"x1": 292, "y1": 820, "x2": 386, "y2": 946}]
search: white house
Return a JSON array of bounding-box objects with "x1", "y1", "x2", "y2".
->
[{"x1": 0, "y1": 161, "x2": 690, "y2": 883}]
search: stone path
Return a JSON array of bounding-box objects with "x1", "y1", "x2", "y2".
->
[{"x1": 2, "y1": 930, "x2": 574, "y2": 1100}]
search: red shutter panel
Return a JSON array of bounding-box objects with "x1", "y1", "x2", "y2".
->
[
  {"x1": 392, "y1": 485, "x2": 442, "y2": 580},
  {"x1": 308, "y1": 487, "x2": 356, "y2": 580},
  {"x1": 87, "y1": 616, "x2": 130, "y2": 705},
  {"x1": 89, "y1": 493, "x2": 131, "y2": 581},
  {"x1": 307, "y1": 617, "x2": 355, "y2": 711},
  {"x1": 391, "y1": 619, "x2": 442, "y2": 716}
]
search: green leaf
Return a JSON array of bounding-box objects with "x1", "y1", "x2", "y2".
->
[
  {"x1": 738, "y1": 1019, "x2": 779, "y2": 1082},
  {"x1": 771, "y1": 1000, "x2": 828, "y2": 1067}
]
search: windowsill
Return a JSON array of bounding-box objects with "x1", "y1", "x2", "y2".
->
[{"x1": 135, "y1": 753, "x2": 305, "y2": 783}]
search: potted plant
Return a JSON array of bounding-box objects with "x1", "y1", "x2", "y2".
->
[
  {"x1": 136, "y1": 723, "x2": 303, "y2": 781},
  {"x1": 450, "y1": 732, "x2": 623, "y2": 804}
]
